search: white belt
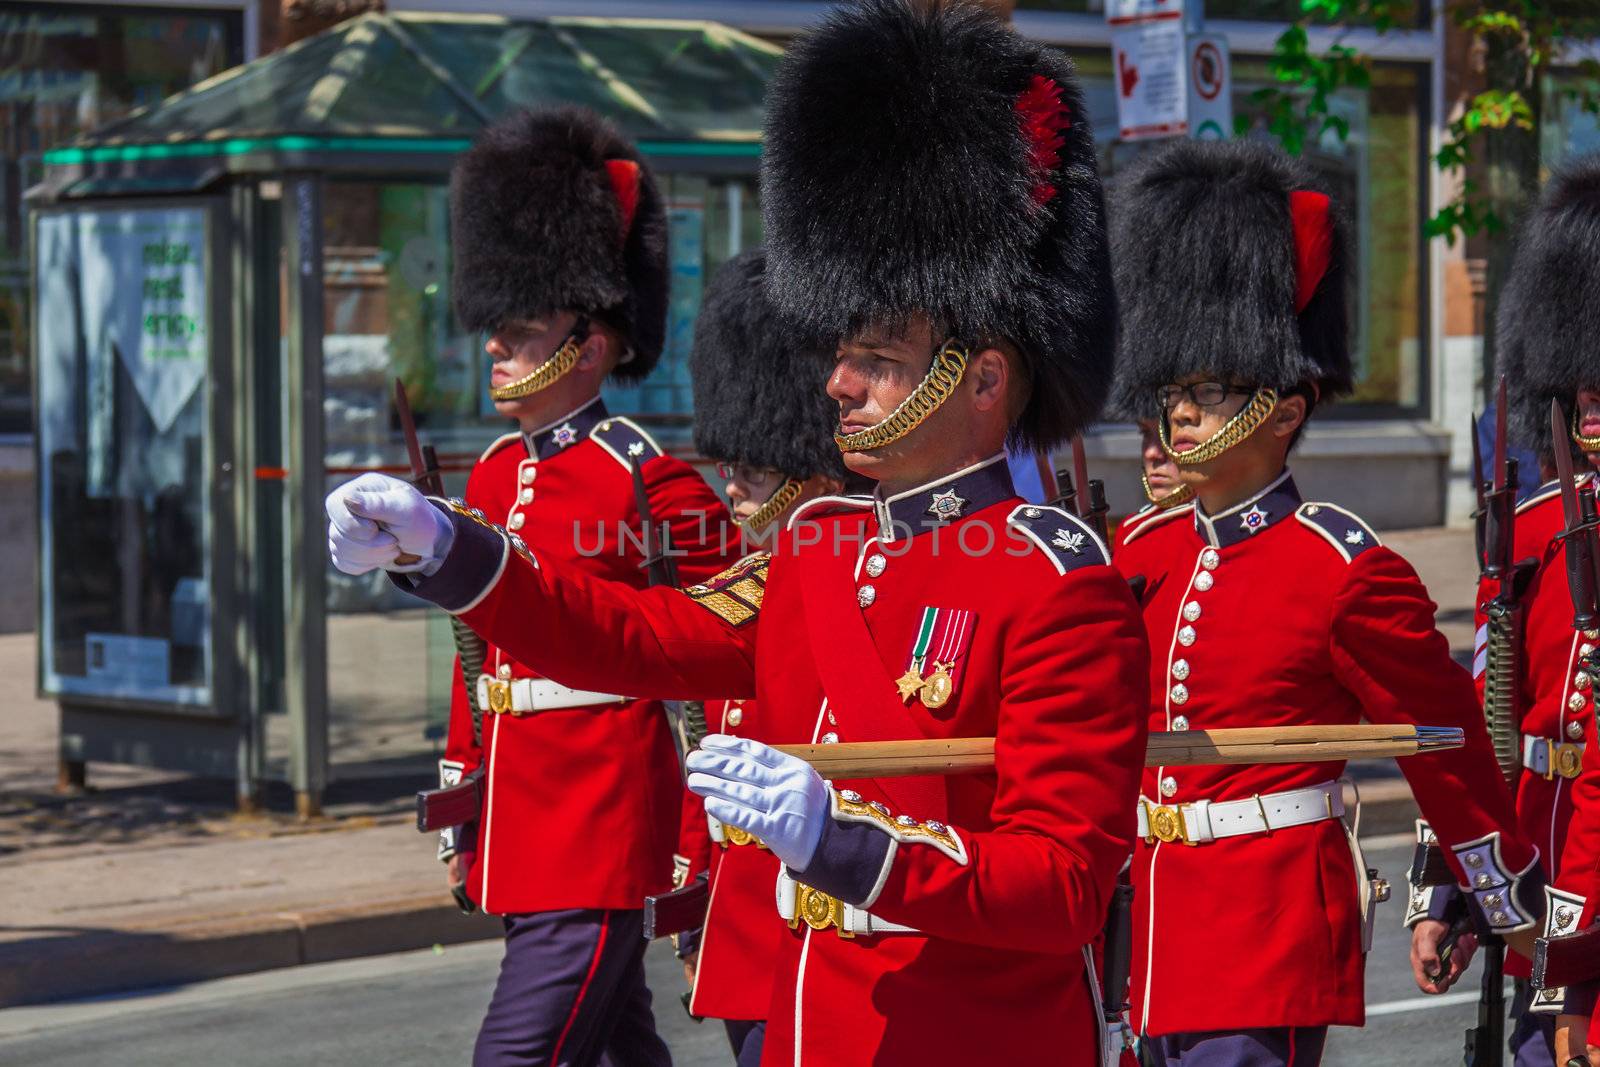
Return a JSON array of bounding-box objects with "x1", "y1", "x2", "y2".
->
[
  {"x1": 775, "y1": 869, "x2": 919, "y2": 937},
  {"x1": 1522, "y1": 734, "x2": 1585, "y2": 779},
  {"x1": 476, "y1": 674, "x2": 627, "y2": 715},
  {"x1": 1138, "y1": 781, "x2": 1344, "y2": 845}
]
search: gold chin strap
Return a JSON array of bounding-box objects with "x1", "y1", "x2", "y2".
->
[
  {"x1": 737, "y1": 477, "x2": 803, "y2": 533},
  {"x1": 488, "y1": 333, "x2": 585, "y2": 402},
  {"x1": 834, "y1": 340, "x2": 970, "y2": 454},
  {"x1": 1159, "y1": 388, "x2": 1280, "y2": 466},
  {"x1": 1572, "y1": 406, "x2": 1600, "y2": 453},
  {"x1": 1143, "y1": 474, "x2": 1196, "y2": 510}
]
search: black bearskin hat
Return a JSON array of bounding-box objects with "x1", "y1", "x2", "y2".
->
[
  {"x1": 1107, "y1": 139, "x2": 1352, "y2": 418},
  {"x1": 759, "y1": 0, "x2": 1115, "y2": 452},
  {"x1": 450, "y1": 106, "x2": 668, "y2": 380},
  {"x1": 691, "y1": 249, "x2": 845, "y2": 481},
  {"x1": 1498, "y1": 152, "x2": 1600, "y2": 459}
]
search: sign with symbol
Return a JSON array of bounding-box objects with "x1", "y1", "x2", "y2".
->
[
  {"x1": 1186, "y1": 34, "x2": 1232, "y2": 141},
  {"x1": 1111, "y1": 20, "x2": 1187, "y2": 140}
]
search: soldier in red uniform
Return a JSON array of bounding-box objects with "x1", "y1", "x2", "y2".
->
[
  {"x1": 671, "y1": 247, "x2": 852, "y2": 1065},
  {"x1": 1476, "y1": 155, "x2": 1600, "y2": 1067},
  {"x1": 1115, "y1": 418, "x2": 1193, "y2": 545},
  {"x1": 1437, "y1": 160, "x2": 1600, "y2": 1066},
  {"x1": 1107, "y1": 139, "x2": 1543, "y2": 1066},
  {"x1": 325, "y1": 2, "x2": 1149, "y2": 1064},
  {"x1": 334, "y1": 106, "x2": 734, "y2": 1067}
]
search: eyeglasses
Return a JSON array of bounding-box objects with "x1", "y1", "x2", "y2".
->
[
  {"x1": 1156, "y1": 382, "x2": 1254, "y2": 411},
  {"x1": 716, "y1": 463, "x2": 779, "y2": 488}
]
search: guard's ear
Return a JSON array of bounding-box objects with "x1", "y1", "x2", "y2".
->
[{"x1": 1271, "y1": 393, "x2": 1308, "y2": 439}]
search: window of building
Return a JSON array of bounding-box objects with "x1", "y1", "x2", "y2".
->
[{"x1": 1, "y1": 4, "x2": 243, "y2": 436}]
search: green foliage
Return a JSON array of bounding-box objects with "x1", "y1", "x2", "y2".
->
[{"x1": 1244, "y1": 0, "x2": 1600, "y2": 245}]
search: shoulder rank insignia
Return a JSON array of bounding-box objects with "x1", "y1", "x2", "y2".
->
[
  {"x1": 1120, "y1": 500, "x2": 1194, "y2": 547},
  {"x1": 1006, "y1": 504, "x2": 1110, "y2": 575},
  {"x1": 684, "y1": 551, "x2": 770, "y2": 627},
  {"x1": 1294, "y1": 502, "x2": 1379, "y2": 563},
  {"x1": 590, "y1": 416, "x2": 664, "y2": 471}
]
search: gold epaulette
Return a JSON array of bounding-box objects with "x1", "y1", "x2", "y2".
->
[{"x1": 683, "y1": 552, "x2": 770, "y2": 627}]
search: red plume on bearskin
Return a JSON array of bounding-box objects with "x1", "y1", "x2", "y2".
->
[{"x1": 1015, "y1": 75, "x2": 1072, "y2": 210}]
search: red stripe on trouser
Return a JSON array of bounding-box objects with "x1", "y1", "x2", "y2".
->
[
  {"x1": 1286, "y1": 1028, "x2": 1297, "y2": 1067},
  {"x1": 549, "y1": 912, "x2": 611, "y2": 1067}
]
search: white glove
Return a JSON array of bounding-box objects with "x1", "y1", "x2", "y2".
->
[
  {"x1": 686, "y1": 734, "x2": 830, "y2": 871},
  {"x1": 325, "y1": 472, "x2": 454, "y2": 576}
]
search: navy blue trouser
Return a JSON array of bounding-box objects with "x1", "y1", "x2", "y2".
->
[
  {"x1": 1142, "y1": 1027, "x2": 1328, "y2": 1066},
  {"x1": 723, "y1": 1019, "x2": 765, "y2": 1067},
  {"x1": 473, "y1": 908, "x2": 672, "y2": 1067},
  {"x1": 1510, "y1": 979, "x2": 1557, "y2": 1067}
]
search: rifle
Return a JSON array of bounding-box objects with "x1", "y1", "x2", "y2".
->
[
  {"x1": 1532, "y1": 399, "x2": 1600, "y2": 992},
  {"x1": 393, "y1": 379, "x2": 488, "y2": 915},
  {"x1": 1047, "y1": 436, "x2": 1111, "y2": 546},
  {"x1": 1460, "y1": 378, "x2": 1538, "y2": 1067}
]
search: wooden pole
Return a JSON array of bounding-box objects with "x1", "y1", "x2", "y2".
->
[{"x1": 775, "y1": 724, "x2": 1463, "y2": 780}]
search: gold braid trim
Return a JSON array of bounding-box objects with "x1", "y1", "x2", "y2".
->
[
  {"x1": 1572, "y1": 407, "x2": 1600, "y2": 453},
  {"x1": 737, "y1": 478, "x2": 803, "y2": 534},
  {"x1": 488, "y1": 335, "x2": 583, "y2": 402},
  {"x1": 1143, "y1": 474, "x2": 1196, "y2": 510},
  {"x1": 1159, "y1": 388, "x2": 1279, "y2": 466},
  {"x1": 834, "y1": 340, "x2": 969, "y2": 453}
]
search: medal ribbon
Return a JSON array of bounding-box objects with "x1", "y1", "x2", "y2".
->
[{"x1": 909, "y1": 607, "x2": 939, "y2": 674}]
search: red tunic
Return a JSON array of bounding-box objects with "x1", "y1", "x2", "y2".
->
[
  {"x1": 1113, "y1": 471, "x2": 1539, "y2": 1037},
  {"x1": 409, "y1": 455, "x2": 1149, "y2": 1067},
  {"x1": 439, "y1": 398, "x2": 735, "y2": 915},
  {"x1": 677, "y1": 698, "x2": 786, "y2": 1022},
  {"x1": 1466, "y1": 480, "x2": 1593, "y2": 985}
]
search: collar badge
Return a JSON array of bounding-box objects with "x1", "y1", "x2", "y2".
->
[{"x1": 927, "y1": 488, "x2": 967, "y2": 521}]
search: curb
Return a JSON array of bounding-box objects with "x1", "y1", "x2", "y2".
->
[{"x1": 0, "y1": 892, "x2": 501, "y2": 1009}]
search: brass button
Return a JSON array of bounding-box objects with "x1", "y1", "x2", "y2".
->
[
  {"x1": 508, "y1": 513, "x2": 525, "y2": 531},
  {"x1": 857, "y1": 586, "x2": 876, "y2": 608},
  {"x1": 1194, "y1": 571, "x2": 1214, "y2": 592},
  {"x1": 726, "y1": 707, "x2": 743, "y2": 727},
  {"x1": 1160, "y1": 776, "x2": 1178, "y2": 798},
  {"x1": 1200, "y1": 549, "x2": 1220, "y2": 571},
  {"x1": 520, "y1": 467, "x2": 536, "y2": 486},
  {"x1": 519, "y1": 488, "x2": 534, "y2": 505},
  {"x1": 1182, "y1": 601, "x2": 1202, "y2": 622},
  {"x1": 1171, "y1": 658, "x2": 1190, "y2": 681},
  {"x1": 1178, "y1": 626, "x2": 1197, "y2": 647},
  {"x1": 865, "y1": 553, "x2": 887, "y2": 578}
]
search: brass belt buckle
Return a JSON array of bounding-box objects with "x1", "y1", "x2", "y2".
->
[
  {"x1": 1144, "y1": 800, "x2": 1195, "y2": 846},
  {"x1": 486, "y1": 680, "x2": 513, "y2": 715},
  {"x1": 789, "y1": 883, "x2": 855, "y2": 939},
  {"x1": 1551, "y1": 741, "x2": 1584, "y2": 780},
  {"x1": 722, "y1": 823, "x2": 757, "y2": 848}
]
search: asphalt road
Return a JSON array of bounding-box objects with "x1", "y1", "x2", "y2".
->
[{"x1": 0, "y1": 837, "x2": 1517, "y2": 1066}]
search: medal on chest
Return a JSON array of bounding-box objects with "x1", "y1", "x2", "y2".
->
[{"x1": 898, "y1": 606, "x2": 975, "y2": 709}]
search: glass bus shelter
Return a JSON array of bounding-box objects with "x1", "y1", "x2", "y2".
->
[{"x1": 28, "y1": 12, "x2": 771, "y2": 814}]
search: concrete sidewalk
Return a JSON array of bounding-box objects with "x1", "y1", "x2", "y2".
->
[{"x1": 0, "y1": 524, "x2": 1479, "y2": 1008}]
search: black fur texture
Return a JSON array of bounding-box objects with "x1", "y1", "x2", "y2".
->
[
  {"x1": 759, "y1": 0, "x2": 1115, "y2": 452},
  {"x1": 691, "y1": 249, "x2": 845, "y2": 481},
  {"x1": 1107, "y1": 139, "x2": 1352, "y2": 419},
  {"x1": 449, "y1": 106, "x2": 668, "y2": 380},
  {"x1": 1498, "y1": 152, "x2": 1600, "y2": 460}
]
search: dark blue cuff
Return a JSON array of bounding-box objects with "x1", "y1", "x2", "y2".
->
[
  {"x1": 1565, "y1": 981, "x2": 1600, "y2": 1017},
  {"x1": 675, "y1": 925, "x2": 703, "y2": 959},
  {"x1": 392, "y1": 503, "x2": 507, "y2": 613},
  {"x1": 787, "y1": 814, "x2": 892, "y2": 907},
  {"x1": 1429, "y1": 884, "x2": 1465, "y2": 924}
]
